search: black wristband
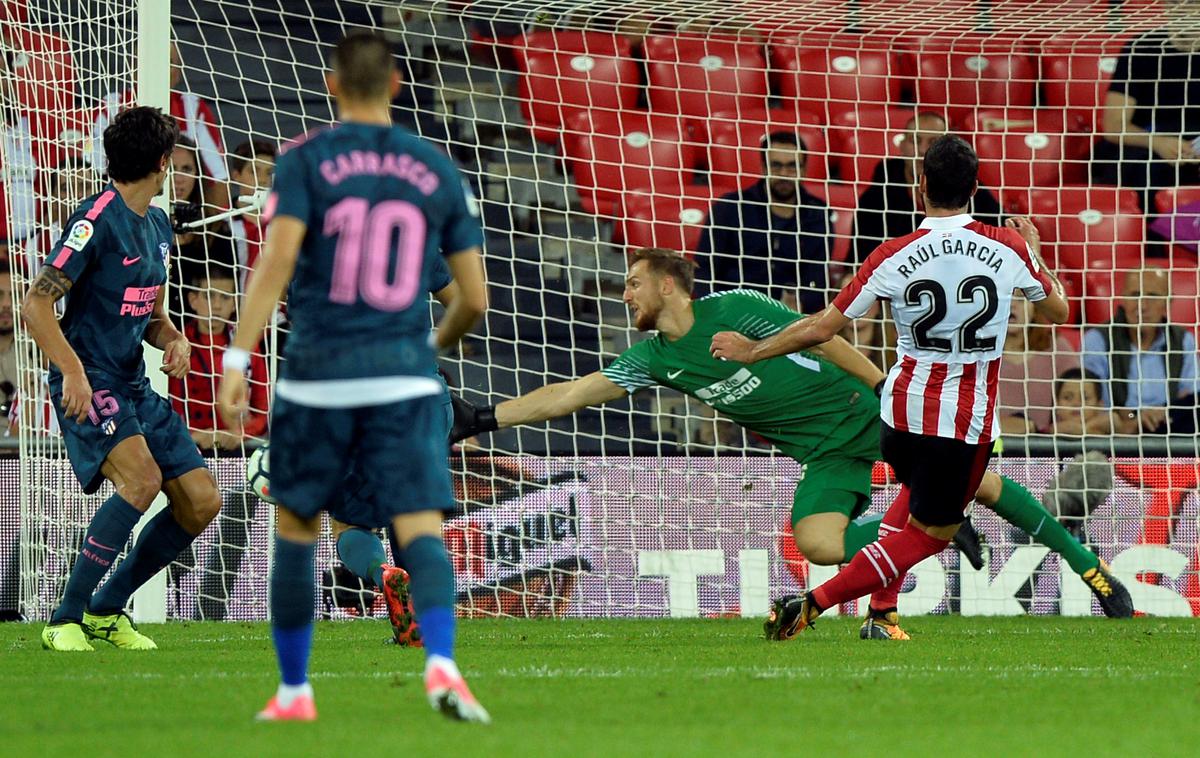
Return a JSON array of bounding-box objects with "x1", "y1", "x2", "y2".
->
[
  {"x1": 874, "y1": 379, "x2": 886, "y2": 398},
  {"x1": 477, "y1": 406, "x2": 499, "y2": 433}
]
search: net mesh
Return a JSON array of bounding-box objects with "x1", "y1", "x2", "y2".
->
[{"x1": 2, "y1": 0, "x2": 1198, "y2": 620}]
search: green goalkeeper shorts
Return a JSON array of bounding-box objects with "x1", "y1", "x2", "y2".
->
[{"x1": 790, "y1": 455, "x2": 874, "y2": 525}]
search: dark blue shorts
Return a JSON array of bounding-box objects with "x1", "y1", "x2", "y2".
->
[
  {"x1": 50, "y1": 375, "x2": 206, "y2": 495},
  {"x1": 329, "y1": 388, "x2": 452, "y2": 526},
  {"x1": 271, "y1": 391, "x2": 454, "y2": 528}
]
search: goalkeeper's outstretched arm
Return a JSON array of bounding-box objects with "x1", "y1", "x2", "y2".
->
[{"x1": 451, "y1": 371, "x2": 628, "y2": 442}]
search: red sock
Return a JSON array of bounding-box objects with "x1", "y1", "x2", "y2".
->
[
  {"x1": 811, "y1": 522, "x2": 948, "y2": 611},
  {"x1": 869, "y1": 488, "x2": 911, "y2": 612}
]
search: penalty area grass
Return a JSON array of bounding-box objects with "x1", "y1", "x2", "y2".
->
[{"x1": 0, "y1": 616, "x2": 1196, "y2": 757}]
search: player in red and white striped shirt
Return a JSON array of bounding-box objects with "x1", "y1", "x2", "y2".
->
[{"x1": 712, "y1": 135, "x2": 1071, "y2": 636}]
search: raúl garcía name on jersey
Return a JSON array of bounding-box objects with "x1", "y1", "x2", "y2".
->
[{"x1": 897, "y1": 238, "x2": 1005, "y2": 279}]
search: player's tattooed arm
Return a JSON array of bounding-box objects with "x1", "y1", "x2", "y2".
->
[
  {"x1": 21, "y1": 266, "x2": 92, "y2": 421},
  {"x1": 28, "y1": 265, "x2": 74, "y2": 302}
]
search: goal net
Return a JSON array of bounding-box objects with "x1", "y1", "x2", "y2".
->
[{"x1": 3, "y1": 0, "x2": 1198, "y2": 622}]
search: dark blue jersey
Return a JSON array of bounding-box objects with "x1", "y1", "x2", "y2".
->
[
  {"x1": 46, "y1": 186, "x2": 172, "y2": 390},
  {"x1": 269, "y1": 123, "x2": 483, "y2": 382}
]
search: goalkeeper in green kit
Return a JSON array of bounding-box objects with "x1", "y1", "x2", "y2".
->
[{"x1": 450, "y1": 248, "x2": 1133, "y2": 637}]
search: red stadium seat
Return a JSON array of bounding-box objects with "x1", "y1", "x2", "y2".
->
[
  {"x1": 964, "y1": 109, "x2": 1090, "y2": 205},
  {"x1": 704, "y1": 109, "x2": 829, "y2": 195},
  {"x1": 1041, "y1": 36, "x2": 1129, "y2": 132},
  {"x1": 1167, "y1": 267, "x2": 1200, "y2": 328},
  {"x1": 771, "y1": 35, "x2": 901, "y2": 123},
  {"x1": 1025, "y1": 186, "x2": 1144, "y2": 274},
  {"x1": 1152, "y1": 187, "x2": 1200, "y2": 268},
  {"x1": 561, "y1": 111, "x2": 695, "y2": 217},
  {"x1": 513, "y1": 32, "x2": 640, "y2": 144},
  {"x1": 6, "y1": 28, "x2": 76, "y2": 115},
  {"x1": 1057, "y1": 269, "x2": 1084, "y2": 324},
  {"x1": 1154, "y1": 187, "x2": 1200, "y2": 215},
  {"x1": 618, "y1": 187, "x2": 714, "y2": 253},
  {"x1": 1079, "y1": 269, "x2": 1123, "y2": 325},
  {"x1": 644, "y1": 35, "x2": 770, "y2": 119},
  {"x1": 828, "y1": 106, "x2": 921, "y2": 186},
  {"x1": 803, "y1": 180, "x2": 859, "y2": 264},
  {"x1": 909, "y1": 39, "x2": 1037, "y2": 125}
]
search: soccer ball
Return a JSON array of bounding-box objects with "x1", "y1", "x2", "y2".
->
[{"x1": 246, "y1": 443, "x2": 278, "y2": 504}]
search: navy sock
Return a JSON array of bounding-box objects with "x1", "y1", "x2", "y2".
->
[
  {"x1": 387, "y1": 526, "x2": 404, "y2": 571},
  {"x1": 52, "y1": 494, "x2": 142, "y2": 623},
  {"x1": 400, "y1": 535, "x2": 456, "y2": 660},
  {"x1": 90, "y1": 507, "x2": 194, "y2": 615},
  {"x1": 335, "y1": 528, "x2": 386, "y2": 590},
  {"x1": 270, "y1": 536, "x2": 315, "y2": 686}
]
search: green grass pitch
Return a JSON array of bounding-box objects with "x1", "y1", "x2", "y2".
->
[{"x1": 2, "y1": 616, "x2": 1197, "y2": 756}]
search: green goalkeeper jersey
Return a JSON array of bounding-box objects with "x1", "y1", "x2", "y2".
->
[{"x1": 602, "y1": 290, "x2": 880, "y2": 463}]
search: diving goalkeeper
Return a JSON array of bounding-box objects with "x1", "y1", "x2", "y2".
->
[{"x1": 450, "y1": 248, "x2": 1133, "y2": 637}]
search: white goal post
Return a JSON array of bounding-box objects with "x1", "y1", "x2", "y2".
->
[{"x1": 1, "y1": 0, "x2": 1197, "y2": 622}]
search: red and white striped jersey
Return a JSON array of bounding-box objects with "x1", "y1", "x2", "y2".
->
[
  {"x1": 832, "y1": 214, "x2": 1052, "y2": 444},
  {"x1": 89, "y1": 90, "x2": 228, "y2": 182}
]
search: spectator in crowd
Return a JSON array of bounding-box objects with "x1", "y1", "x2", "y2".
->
[
  {"x1": 1049, "y1": 368, "x2": 1114, "y2": 436},
  {"x1": 851, "y1": 112, "x2": 1003, "y2": 264},
  {"x1": 170, "y1": 137, "x2": 238, "y2": 315},
  {"x1": 226, "y1": 139, "x2": 276, "y2": 278},
  {"x1": 998, "y1": 297, "x2": 1080, "y2": 434},
  {"x1": 0, "y1": 49, "x2": 37, "y2": 244},
  {"x1": 695, "y1": 131, "x2": 832, "y2": 314},
  {"x1": 1095, "y1": 9, "x2": 1200, "y2": 211},
  {"x1": 91, "y1": 41, "x2": 229, "y2": 206},
  {"x1": 169, "y1": 266, "x2": 269, "y2": 450},
  {"x1": 1082, "y1": 267, "x2": 1199, "y2": 434},
  {"x1": 0, "y1": 262, "x2": 16, "y2": 419},
  {"x1": 22, "y1": 156, "x2": 96, "y2": 275}
]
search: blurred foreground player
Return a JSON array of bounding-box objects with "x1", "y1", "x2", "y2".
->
[
  {"x1": 218, "y1": 32, "x2": 489, "y2": 722},
  {"x1": 451, "y1": 248, "x2": 1132, "y2": 641},
  {"x1": 25, "y1": 106, "x2": 222, "y2": 652},
  {"x1": 330, "y1": 262, "x2": 461, "y2": 648},
  {"x1": 710, "y1": 135, "x2": 1131, "y2": 637}
]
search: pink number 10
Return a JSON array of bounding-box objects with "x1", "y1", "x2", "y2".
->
[{"x1": 324, "y1": 197, "x2": 427, "y2": 311}]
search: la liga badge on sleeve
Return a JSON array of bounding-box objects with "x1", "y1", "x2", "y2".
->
[{"x1": 63, "y1": 220, "x2": 94, "y2": 251}]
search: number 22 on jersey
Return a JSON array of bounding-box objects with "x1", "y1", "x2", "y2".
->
[
  {"x1": 324, "y1": 197, "x2": 426, "y2": 311},
  {"x1": 904, "y1": 275, "x2": 998, "y2": 353}
]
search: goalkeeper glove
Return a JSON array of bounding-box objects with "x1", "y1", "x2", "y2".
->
[{"x1": 450, "y1": 393, "x2": 498, "y2": 443}]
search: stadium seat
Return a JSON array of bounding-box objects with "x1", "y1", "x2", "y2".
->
[
  {"x1": 618, "y1": 187, "x2": 713, "y2": 254},
  {"x1": 1041, "y1": 36, "x2": 1129, "y2": 132},
  {"x1": 6, "y1": 27, "x2": 76, "y2": 115},
  {"x1": 643, "y1": 35, "x2": 770, "y2": 119},
  {"x1": 803, "y1": 180, "x2": 859, "y2": 264},
  {"x1": 828, "y1": 106, "x2": 920, "y2": 186},
  {"x1": 1078, "y1": 269, "x2": 1124, "y2": 325},
  {"x1": 1166, "y1": 266, "x2": 1200, "y2": 330},
  {"x1": 1025, "y1": 186, "x2": 1144, "y2": 273},
  {"x1": 513, "y1": 32, "x2": 640, "y2": 144},
  {"x1": 561, "y1": 111, "x2": 695, "y2": 217},
  {"x1": 964, "y1": 109, "x2": 1090, "y2": 206},
  {"x1": 703, "y1": 108, "x2": 829, "y2": 195},
  {"x1": 908, "y1": 39, "x2": 1037, "y2": 125},
  {"x1": 770, "y1": 35, "x2": 901, "y2": 124},
  {"x1": 1151, "y1": 188, "x2": 1200, "y2": 268},
  {"x1": 1154, "y1": 187, "x2": 1200, "y2": 215}
]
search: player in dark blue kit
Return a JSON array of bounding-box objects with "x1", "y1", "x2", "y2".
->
[
  {"x1": 218, "y1": 33, "x2": 489, "y2": 723},
  {"x1": 327, "y1": 255, "x2": 460, "y2": 648},
  {"x1": 23, "y1": 106, "x2": 222, "y2": 652}
]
